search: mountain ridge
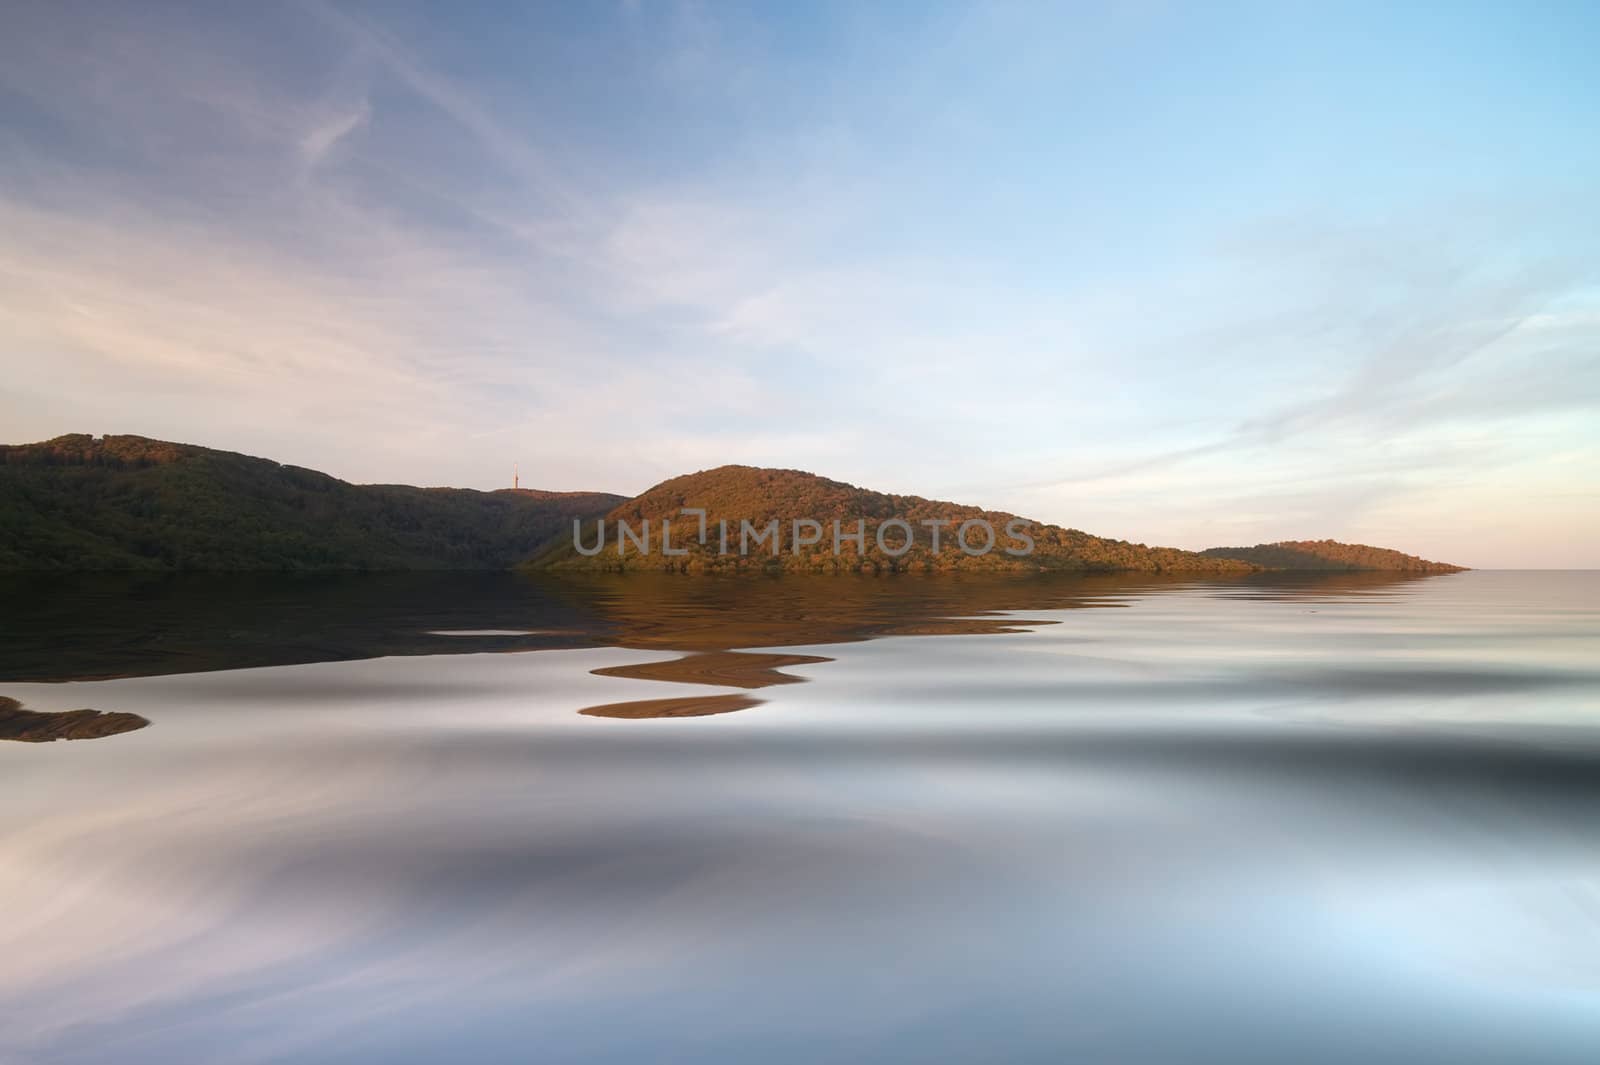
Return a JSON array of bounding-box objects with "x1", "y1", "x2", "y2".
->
[{"x1": 0, "y1": 437, "x2": 1466, "y2": 574}]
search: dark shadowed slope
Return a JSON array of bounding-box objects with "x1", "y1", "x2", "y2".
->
[
  {"x1": 0, "y1": 435, "x2": 622, "y2": 570},
  {"x1": 1200, "y1": 540, "x2": 1466, "y2": 573}
]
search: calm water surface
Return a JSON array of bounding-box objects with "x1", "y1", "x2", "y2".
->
[{"x1": 3, "y1": 570, "x2": 1599, "y2": 1063}]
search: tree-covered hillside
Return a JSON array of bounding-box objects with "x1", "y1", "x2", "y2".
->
[
  {"x1": 1200, "y1": 540, "x2": 1465, "y2": 573},
  {"x1": 0, "y1": 435, "x2": 622, "y2": 570},
  {"x1": 1, "y1": 440, "x2": 1465, "y2": 575},
  {"x1": 536, "y1": 465, "x2": 1257, "y2": 575}
]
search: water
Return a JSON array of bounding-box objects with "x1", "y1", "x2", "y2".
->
[{"x1": 2, "y1": 571, "x2": 1598, "y2": 1063}]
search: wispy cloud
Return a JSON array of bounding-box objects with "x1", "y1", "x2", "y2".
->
[{"x1": 300, "y1": 98, "x2": 369, "y2": 168}]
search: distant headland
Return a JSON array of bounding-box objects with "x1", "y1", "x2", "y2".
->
[{"x1": 0, "y1": 435, "x2": 1465, "y2": 575}]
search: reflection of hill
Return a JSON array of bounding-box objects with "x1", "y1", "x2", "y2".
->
[
  {"x1": 0, "y1": 572, "x2": 616, "y2": 682},
  {"x1": 0, "y1": 571, "x2": 1153, "y2": 682},
  {"x1": 591, "y1": 651, "x2": 833, "y2": 689},
  {"x1": 580, "y1": 694, "x2": 766, "y2": 719},
  {"x1": 1206, "y1": 570, "x2": 1459, "y2": 600},
  {"x1": 563, "y1": 571, "x2": 1461, "y2": 718},
  {"x1": 571, "y1": 572, "x2": 1133, "y2": 650},
  {"x1": 0, "y1": 570, "x2": 1456, "y2": 688},
  {"x1": 0, "y1": 568, "x2": 1466, "y2": 724},
  {"x1": 0, "y1": 696, "x2": 150, "y2": 742}
]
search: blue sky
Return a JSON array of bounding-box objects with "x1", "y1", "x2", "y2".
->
[{"x1": 1, "y1": 1, "x2": 1596, "y2": 566}]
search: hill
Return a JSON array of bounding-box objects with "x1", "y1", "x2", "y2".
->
[
  {"x1": 535, "y1": 465, "x2": 1256, "y2": 575},
  {"x1": 0, "y1": 441, "x2": 1466, "y2": 575},
  {"x1": 1199, "y1": 540, "x2": 1466, "y2": 573},
  {"x1": 0, "y1": 435, "x2": 622, "y2": 570}
]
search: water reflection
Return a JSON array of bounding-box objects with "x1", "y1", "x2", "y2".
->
[
  {"x1": 2, "y1": 569, "x2": 1442, "y2": 719},
  {"x1": 1, "y1": 570, "x2": 1598, "y2": 1064}
]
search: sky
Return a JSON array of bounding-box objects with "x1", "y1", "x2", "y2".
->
[{"x1": 1, "y1": 1, "x2": 1596, "y2": 567}]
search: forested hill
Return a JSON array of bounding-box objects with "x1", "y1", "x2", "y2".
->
[
  {"x1": 536, "y1": 465, "x2": 1256, "y2": 575},
  {"x1": 0, "y1": 435, "x2": 622, "y2": 570},
  {"x1": 1199, "y1": 540, "x2": 1466, "y2": 573},
  {"x1": 0, "y1": 440, "x2": 1465, "y2": 574}
]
